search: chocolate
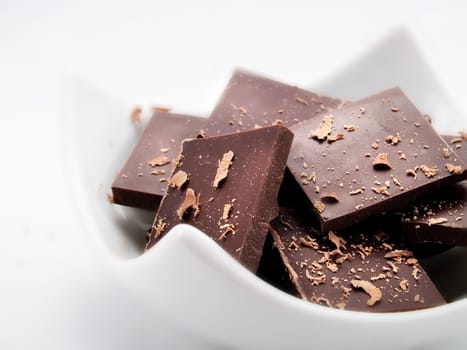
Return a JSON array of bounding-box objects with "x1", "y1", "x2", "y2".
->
[
  {"x1": 202, "y1": 70, "x2": 346, "y2": 137},
  {"x1": 112, "y1": 112, "x2": 205, "y2": 210},
  {"x1": 263, "y1": 206, "x2": 446, "y2": 312},
  {"x1": 287, "y1": 87, "x2": 467, "y2": 233},
  {"x1": 145, "y1": 125, "x2": 294, "y2": 272},
  {"x1": 400, "y1": 135, "x2": 467, "y2": 245}
]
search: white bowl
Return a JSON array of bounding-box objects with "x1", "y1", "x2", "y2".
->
[{"x1": 63, "y1": 28, "x2": 467, "y2": 349}]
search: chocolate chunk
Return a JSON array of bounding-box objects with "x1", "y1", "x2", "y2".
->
[
  {"x1": 400, "y1": 135, "x2": 467, "y2": 245},
  {"x1": 111, "y1": 112, "x2": 205, "y2": 210},
  {"x1": 145, "y1": 125, "x2": 294, "y2": 272},
  {"x1": 264, "y1": 206, "x2": 445, "y2": 312},
  {"x1": 202, "y1": 70, "x2": 346, "y2": 137},
  {"x1": 287, "y1": 87, "x2": 467, "y2": 233}
]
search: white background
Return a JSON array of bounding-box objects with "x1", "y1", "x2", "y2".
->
[{"x1": 2, "y1": 0, "x2": 467, "y2": 348}]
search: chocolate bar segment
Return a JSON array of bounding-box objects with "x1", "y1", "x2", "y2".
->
[
  {"x1": 287, "y1": 87, "x2": 467, "y2": 233},
  {"x1": 145, "y1": 125, "x2": 294, "y2": 272},
  {"x1": 202, "y1": 70, "x2": 346, "y2": 137},
  {"x1": 265, "y1": 206, "x2": 446, "y2": 312},
  {"x1": 400, "y1": 135, "x2": 467, "y2": 245},
  {"x1": 112, "y1": 112, "x2": 205, "y2": 210}
]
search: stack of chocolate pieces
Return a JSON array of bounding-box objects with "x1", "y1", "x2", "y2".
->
[{"x1": 111, "y1": 70, "x2": 467, "y2": 312}]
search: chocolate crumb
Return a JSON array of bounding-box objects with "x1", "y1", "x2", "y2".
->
[
  {"x1": 391, "y1": 107, "x2": 400, "y2": 112},
  {"x1": 213, "y1": 150, "x2": 234, "y2": 188},
  {"x1": 160, "y1": 147, "x2": 170, "y2": 153}
]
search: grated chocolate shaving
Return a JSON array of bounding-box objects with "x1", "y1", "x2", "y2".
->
[
  {"x1": 428, "y1": 217, "x2": 448, "y2": 226},
  {"x1": 443, "y1": 148, "x2": 451, "y2": 158},
  {"x1": 106, "y1": 193, "x2": 114, "y2": 204},
  {"x1": 384, "y1": 249, "x2": 413, "y2": 259},
  {"x1": 351, "y1": 280, "x2": 382, "y2": 306},
  {"x1": 130, "y1": 106, "x2": 142, "y2": 124},
  {"x1": 148, "y1": 155, "x2": 171, "y2": 167},
  {"x1": 309, "y1": 115, "x2": 333, "y2": 141},
  {"x1": 213, "y1": 150, "x2": 234, "y2": 188},
  {"x1": 305, "y1": 269, "x2": 326, "y2": 286},
  {"x1": 219, "y1": 223, "x2": 236, "y2": 240},
  {"x1": 371, "y1": 186, "x2": 390, "y2": 196},
  {"x1": 151, "y1": 169, "x2": 166, "y2": 175},
  {"x1": 222, "y1": 203, "x2": 232, "y2": 221},
  {"x1": 385, "y1": 133, "x2": 401, "y2": 145},
  {"x1": 327, "y1": 132, "x2": 344, "y2": 143},
  {"x1": 399, "y1": 279, "x2": 409, "y2": 291},
  {"x1": 445, "y1": 163, "x2": 463, "y2": 175},
  {"x1": 349, "y1": 188, "x2": 364, "y2": 195},
  {"x1": 152, "y1": 218, "x2": 167, "y2": 239},
  {"x1": 295, "y1": 96, "x2": 309, "y2": 105},
  {"x1": 450, "y1": 137, "x2": 463, "y2": 144},
  {"x1": 320, "y1": 192, "x2": 340, "y2": 203},
  {"x1": 328, "y1": 230, "x2": 347, "y2": 253},
  {"x1": 313, "y1": 200, "x2": 326, "y2": 213},
  {"x1": 176, "y1": 188, "x2": 200, "y2": 219},
  {"x1": 151, "y1": 105, "x2": 172, "y2": 113},
  {"x1": 373, "y1": 153, "x2": 392, "y2": 169},
  {"x1": 168, "y1": 170, "x2": 189, "y2": 189},
  {"x1": 300, "y1": 236, "x2": 319, "y2": 250},
  {"x1": 419, "y1": 165, "x2": 437, "y2": 178}
]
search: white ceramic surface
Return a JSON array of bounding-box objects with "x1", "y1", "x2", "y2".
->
[{"x1": 63, "y1": 29, "x2": 467, "y2": 349}]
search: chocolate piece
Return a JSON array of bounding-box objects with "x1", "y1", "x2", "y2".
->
[
  {"x1": 145, "y1": 125, "x2": 294, "y2": 272},
  {"x1": 112, "y1": 112, "x2": 205, "y2": 210},
  {"x1": 265, "y1": 206, "x2": 446, "y2": 312},
  {"x1": 287, "y1": 87, "x2": 467, "y2": 233},
  {"x1": 202, "y1": 70, "x2": 346, "y2": 137},
  {"x1": 400, "y1": 135, "x2": 467, "y2": 245}
]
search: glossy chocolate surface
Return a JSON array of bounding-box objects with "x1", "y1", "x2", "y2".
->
[
  {"x1": 146, "y1": 125, "x2": 294, "y2": 272},
  {"x1": 202, "y1": 70, "x2": 346, "y2": 136},
  {"x1": 287, "y1": 87, "x2": 467, "y2": 233},
  {"x1": 112, "y1": 112, "x2": 205, "y2": 210},
  {"x1": 400, "y1": 135, "x2": 467, "y2": 245},
  {"x1": 265, "y1": 206, "x2": 446, "y2": 312}
]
